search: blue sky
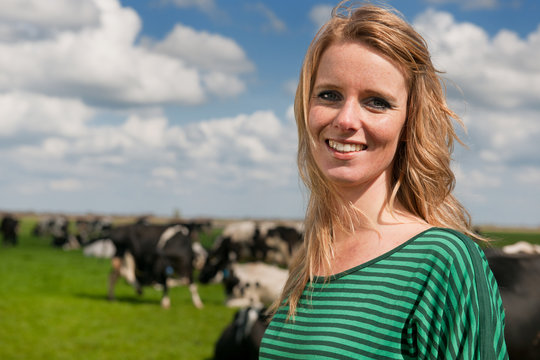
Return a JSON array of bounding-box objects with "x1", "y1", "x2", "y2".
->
[{"x1": 0, "y1": 0, "x2": 539, "y2": 227}]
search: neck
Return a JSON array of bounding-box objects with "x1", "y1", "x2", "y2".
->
[
  {"x1": 335, "y1": 174, "x2": 392, "y2": 226},
  {"x1": 332, "y1": 174, "x2": 425, "y2": 237}
]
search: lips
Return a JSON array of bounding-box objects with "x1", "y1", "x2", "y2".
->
[{"x1": 327, "y1": 139, "x2": 367, "y2": 153}]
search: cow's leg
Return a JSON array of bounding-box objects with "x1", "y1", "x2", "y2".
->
[
  {"x1": 160, "y1": 281, "x2": 171, "y2": 309},
  {"x1": 108, "y1": 256, "x2": 122, "y2": 300},
  {"x1": 190, "y1": 283, "x2": 204, "y2": 309}
]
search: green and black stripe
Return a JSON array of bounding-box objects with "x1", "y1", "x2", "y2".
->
[{"x1": 259, "y1": 228, "x2": 508, "y2": 360}]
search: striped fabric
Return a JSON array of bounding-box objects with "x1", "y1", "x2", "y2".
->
[{"x1": 259, "y1": 228, "x2": 508, "y2": 359}]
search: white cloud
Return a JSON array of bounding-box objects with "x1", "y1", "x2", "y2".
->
[
  {"x1": 1, "y1": 105, "x2": 297, "y2": 198},
  {"x1": 0, "y1": 0, "x2": 256, "y2": 107},
  {"x1": 413, "y1": 9, "x2": 540, "y2": 225},
  {"x1": 0, "y1": 0, "x2": 100, "y2": 41},
  {"x1": 415, "y1": 10, "x2": 540, "y2": 110},
  {"x1": 309, "y1": 5, "x2": 333, "y2": 29},
  {"x1": 413, "y1": 10, "x2": 540, "y2": 170},
  {"x1": 0, "y1": 0, "x2": 206, "y2": 106},
  {"x1": 0, "y1": 92, "x2": 94, "y2": 137},
  {"x1": 149, "y1": 23, "x2": 254, "y2": 74},
  {"x1": 203, "y1": 72, "x2": 246, "y2": 97}
]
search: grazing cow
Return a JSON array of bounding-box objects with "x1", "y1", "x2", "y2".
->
[
  {"x1": 1, "y1": 214, "x2": 19, "y2": 246},
  {"x1": 223, "y1": 262, "x2": 288, "y2": 308},
  {"x1": 32, "y1": 216, "x2": 71, "y2": 247},
  {"x1": 198, "y1": 221, "x2": 260, "y2": 284},
  {"x1": 199, "y1": 221, "x2": 302, "y2": 284},
  {"x1": 486, "y1": 251, "x2": 540, "y2": 359},
  {"x1": 75, "y1": 217, "x2": 112, "y2": 246},
  {"x1": 262, "y1": 224, "x2": 303, "y2": 265},
  {"x1": 106, "y1": 222, "x2": 203, "y2": 309},
  {"x1": 214, "y1": 306, "x2": 270, "y2": 360},
  {"x1": 502, "y1": 241, "x2": 540, "y2": 255},
  {"x1": 83, "y1": 239, "x2": 116, "y2": 258}
]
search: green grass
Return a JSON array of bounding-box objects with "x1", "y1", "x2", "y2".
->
[
  {"x1": 480, "y1": 229, "x2": 540, "y2": 248},
  {"x1": 0, "y1": 219, "x2": 236, "y2": 360}
]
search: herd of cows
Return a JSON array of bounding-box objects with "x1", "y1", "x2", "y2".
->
[{"x1": 1, "y1": 213, "x2": 539, "y2": 359}]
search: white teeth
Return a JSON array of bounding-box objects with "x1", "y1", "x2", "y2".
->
[{"x1": 328, "y1": 140, "x2": 366, "y2": 153}]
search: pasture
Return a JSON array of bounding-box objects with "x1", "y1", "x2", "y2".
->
[
  {"x1": 0, "y1": 217, "x2": 236, "y2": 360},
  {"x1": 1, "y1": 216, "x2": 539, "y2": 360}
]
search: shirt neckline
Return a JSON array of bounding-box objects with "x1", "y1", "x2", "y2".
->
[{"x1": 312, "y1": 226, "x2": 441, "y2": 283}]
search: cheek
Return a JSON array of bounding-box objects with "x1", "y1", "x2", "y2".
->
[{"x1": 307, "y1": 106, "x2": 333, "y2": 140}]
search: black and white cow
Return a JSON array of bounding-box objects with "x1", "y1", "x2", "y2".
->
[
  {"x1": 214, "y1": 306, "x2": 270, "y2": 360},
  {"x1": 1, "y1": 214, "x2": 19, "y2": 246},
  {"x1": 486, "y1": 248, "x2": 540, "y2": 359},
  {"x1": 33, "y1": 215, "x2": 71, "y2": 247},
  {"x1": 106, "y1": 222, "x2": 203, "y2": 309},
  {"x1": 261, "y1": 224, "x2": 303, "y2": 265},
  {"x1": 223, "y1": 262, "x2": 288, "y2": 308},
  {"x1": 75, "y1": 217, "x2": 113, "y2": 246},
  {"x1": 199, "y1": 221, "x2": 302, "y2": 284}
]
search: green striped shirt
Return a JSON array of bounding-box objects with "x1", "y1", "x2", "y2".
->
[{"x1": 259, "y1": 228, "x2": 508, "y2": 359}]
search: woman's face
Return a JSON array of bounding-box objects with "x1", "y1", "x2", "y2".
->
[{"x1": 308, "y1": 41, "x2": 408, "y2": 191}]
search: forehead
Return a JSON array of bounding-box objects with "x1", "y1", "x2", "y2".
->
[{"x1": 315, "y1": 41, "x2": 407, "y2": 97}]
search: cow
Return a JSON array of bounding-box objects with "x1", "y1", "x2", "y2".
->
[
  {"x1": 83, "y1": 239, "x2": 116, "y2": 258},
  {"x1": 262, "y1": 224, "x2": 303, "y2": 265},
  {"x1": 222, "y1": 262, "x2": 288, "y2": 308},
  {"x1": 214, "y1": 306, "x2": 270, "y2": 360},
  {"x1": 105, "y1": 222, "x2": 203, "y2": 309},
  {"x1": 502, "y1": 241, "x2": 540, "y2": 255},
  {"x1": 32, "y1": 215, "x2": 71, "y2": 247},
  {"x1": 486, "y1": 249, "x2": 540, "y2": 359},
  {"x1": 1, "y1": 214, "x2": 19, "y2": 246},
  {"x1": 75, "y1": 217, "x2": 112, "y2": 246},
  {"x1": 198, "y1": 221, "x2": 302, "y2": 284}
]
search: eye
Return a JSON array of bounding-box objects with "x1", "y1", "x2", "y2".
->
[
  {"x1": 316, "y1": 90, "x2": 342, "y2": 102},
  {"x1": 366, "y1": 97, "x2": 391, "y2": 111}
]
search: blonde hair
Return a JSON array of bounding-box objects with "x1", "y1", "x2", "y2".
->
[{"x1": 272, "y1": 1, "x2": 481, "y2": 320}]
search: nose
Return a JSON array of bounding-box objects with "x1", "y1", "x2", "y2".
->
[{"x1": 332, "y1": 98, "x2": 362, "y2": 132}]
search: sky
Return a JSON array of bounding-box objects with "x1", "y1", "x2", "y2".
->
[{"x1": 0, "y1": 0, "x2": 539, "y2": 227}]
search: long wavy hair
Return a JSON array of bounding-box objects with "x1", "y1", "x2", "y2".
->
[{"x1": 272, "y1": 1, "x2": 481, "y2": 320}]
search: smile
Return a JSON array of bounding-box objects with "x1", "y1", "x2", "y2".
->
[{"x1": 327, "y1": 139, "x2": 367, "y2": 153}]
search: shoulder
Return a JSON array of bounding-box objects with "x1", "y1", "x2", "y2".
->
[
  {"x1": 408, "y1": 227, "x2": 488, "y2": 277},
  {"x1": 414, "y1": 227, "x2": 482, "y2": 259}
]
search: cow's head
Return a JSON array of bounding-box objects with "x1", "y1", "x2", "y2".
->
[{"x1": 198, "y1": 236, "x2": 234, "y2": 284}]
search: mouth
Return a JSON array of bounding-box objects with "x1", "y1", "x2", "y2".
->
[{"x1": 327, "y1": 139, "x2": 367, "y2": 153}]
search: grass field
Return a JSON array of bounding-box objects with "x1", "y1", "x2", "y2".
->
[
  {"x1": 1, "y1": 217, "x2": 539, "y2": 360},
  {"x1": 0, "y1": 218, "x2": 236, "y2": 360}
]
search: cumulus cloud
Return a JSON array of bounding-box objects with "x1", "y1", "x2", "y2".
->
[
  {"x1": 0, "y1": 97, "x2": 297, "y2": 201},
  {"x1": 0, "y1": 0, "x2": 100, "y2": 41},
  {"x1": 415, "y1": 10, "x2": 540, "y2": 110},
  {"x1": 0, "y1": 0, "x2": 254, "y2": 107},
  {"x1": 0, "y1": 92, "x2": 94, "y2": 137},
  {"x1": 149, "y1": 23, "x2": 254, "y2": 74},
  {"x1": 413, "y1": 9, "x2": 540, "y2": 219}
]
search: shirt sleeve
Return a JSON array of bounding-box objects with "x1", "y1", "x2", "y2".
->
[{"x1": 412, "y1": 233, "x2": 508, "y2": 359}]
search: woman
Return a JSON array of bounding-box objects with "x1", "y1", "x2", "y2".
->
[{"x1": 259, "y1": 1, "x2": 508, "y2": 359}]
